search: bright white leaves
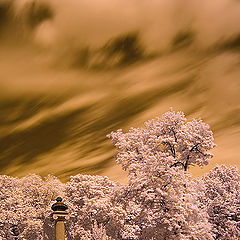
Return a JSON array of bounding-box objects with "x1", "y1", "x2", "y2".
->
[
  {"x1": 65, "y1": 174, "x2": 123, "y2": 239},
  {"x1": 1, "y1": 110, "x2": 238, "y2": 240},
  {"x1": 0, "y1": 174, "x2": 64, "y2": 240},
  {"x1": 202, "y1": 165, "x2": 240, "y2": 240},
  {"x1": 113, "y1": 165, "x2": 213, "y2": 239},
  {"x1": 107, "y1": 110, "x2": 215, "y2": 239},
  {"x1": 108, "y1": 110, "x2": 215, "y2": 175}
]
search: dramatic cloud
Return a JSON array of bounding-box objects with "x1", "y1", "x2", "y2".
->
[{"x1": 0, "y1": 0, "x2": 239, "y2": 180}]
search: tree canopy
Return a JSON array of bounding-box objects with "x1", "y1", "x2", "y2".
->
[{"x1": 0, "y1": 110, "x2": 239, "y2": 240}]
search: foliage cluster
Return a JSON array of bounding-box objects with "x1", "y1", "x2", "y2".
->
[{"x1": 0, "y1": 110, "x2": 239, "y2": 239}]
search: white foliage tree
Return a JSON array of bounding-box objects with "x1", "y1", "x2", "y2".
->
[
  {"x1": 0, "y1": 174, "x2": 64, "y2": 239},
  {"x1": 108, "y1": 110, "x2": 215, "y2": 239},
  {"x1": 2, "y1": 110, "x2": 236, "y2": 240},
  {"x1": 108, "y1": 110, "x2": 215, "y2": 174},
  {"x1": 201, "y1": 165, "x2": 240, "y2": 240},
  {"x1": 65, "y1": 174, "x2": 123, "y2": 239}
]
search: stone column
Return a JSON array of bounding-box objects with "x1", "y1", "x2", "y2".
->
[
  {"x1": 54, "y1": 218, "x2": 66, "y2": 240},
  {"x1": 51, "y1": 197, "x2": 69, "y2": 240}
]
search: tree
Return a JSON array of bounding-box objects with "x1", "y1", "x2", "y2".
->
[
  {"x1": 65, "y1": 174, "x2": 124, "y2": 239},
  {"x1": 0, "y1": 174, "x2": 64, "y2": 240},
  {"x1": 0, "y1": 110, "x2": 222, "y2": 239},
  {"x1": 108, "y1": 110, "x2": 215, "y2": 174},
  {"x1": 108, "y1": 110, "x2": 215, "y2": 239},
  {"x1": 113, "y1": 167, "x2": 213, "y2": 239},
  {"x1": 201, "y1": 165, "x2": 240, "y2": 240}
]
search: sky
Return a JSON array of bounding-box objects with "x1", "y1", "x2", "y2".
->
[{"x1": 0, "y1": 0, "x2": 239, "y2": 182}]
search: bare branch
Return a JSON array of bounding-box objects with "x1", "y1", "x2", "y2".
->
[
  {"x1": 164, "y1": 141, "x2": 176, "y2": 158},
  {"x1": 190, "y1": 142, "x2": 202, "y2": 152},
  {"x1": 170, "y1": 161, "x2": 185, "y2": 169},
  {"x1": 171, "y1": 128, "x2": 178, "y2": 142}
]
